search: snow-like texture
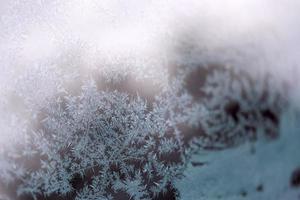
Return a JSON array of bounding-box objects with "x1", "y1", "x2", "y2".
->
[
  {"x1": 0, "y1": 62, "x2": 289, "y2": 200},
  {"x1": 1, "y1": 1, "x2": 300, "y2": 200}
]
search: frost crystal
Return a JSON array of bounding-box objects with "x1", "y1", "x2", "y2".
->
[{"x1": 0, "y1": 62, "x2": 288, "y2": 200}]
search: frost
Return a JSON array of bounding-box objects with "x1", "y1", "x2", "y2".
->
[
  {"x1": 0, "y1": 1, "x2": 299, "y2": 199},
  {"x1": 176, "y1": 109, "x2": 300, "y2": 200},
  {"x1": 0, "y1": 58, "x2": 293, "y2": 200},
  {"x1": 1, "y1": 76, "x2": 191, "y2": 199}
]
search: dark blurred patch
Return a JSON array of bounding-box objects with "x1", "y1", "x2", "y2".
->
[
  {"x1": 70, "y1": 173, "x2": 84, "y2": 191},
  {"x1": 256, "y1": 184, "x2": 264, "y2": 192},
  {"x1": 240, "y1": 190, "x2": 247, "y2": 197},
  {"x1": 112, "y1": 191, "x2": 131, "y2": 200},
  {"x1": 184, "y1": 64, "x2": 222, "y2": 101},
  {"x1": 191, "y1": 161, "x2": 207, "y2": 167},
  {"x1": 224, "y1": 101, "x2": 240, "y2": 123},
  {"x1": 291, "y1": 167, "x2": 300, "y2": 188},
  {"x1": 261, "y1": 109, "x2": 278, "y2": 125}
]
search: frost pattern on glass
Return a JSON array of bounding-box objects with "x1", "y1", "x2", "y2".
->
[{"x1": 0, "y1": 62, "x2": 289, "y2": 200}]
